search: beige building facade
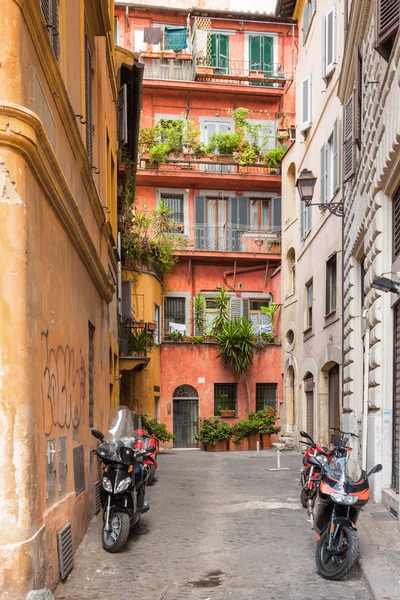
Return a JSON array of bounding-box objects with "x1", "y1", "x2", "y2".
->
[
  {"x1": 338, "y1": 0, "x2": 400, "y2": 507},
  {"x1": 278, "y1": 0, "x2": 343, "y2": 446}
]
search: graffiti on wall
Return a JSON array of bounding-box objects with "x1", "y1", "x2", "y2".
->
[{"x1": 41, "y1": 331, "x2": 87, "y2": 437}]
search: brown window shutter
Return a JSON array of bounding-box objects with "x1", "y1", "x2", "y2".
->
[
  {"x1": 354, "y1": 47, "x2": 362, "y2": 149},
  {"x1": 393, "y1": 187, "x2": 400, "y2": 260},
  {"x1": 343, "y1": 92, "x2": 355, "y2": 182},
  {"x1": 376, "y1": 0, "x2": 400, "y2": 61},
  {"x1": 85, "y1": 34, "x2": 93, "y2": 164}
]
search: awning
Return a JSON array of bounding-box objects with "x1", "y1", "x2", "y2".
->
[{"x1": 165, "y1": 26, "x2": 188, "y2": 51}]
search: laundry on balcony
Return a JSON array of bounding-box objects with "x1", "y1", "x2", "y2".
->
[
  {"x1": 143, "y1": 27, "x2": 162, "y2": 45},
  {"x1": 169, "y1": 322, "x2": 186, "y2": 334},
  {"x1": 165, "y1": 26, "x2": 188, "y2": 51}
]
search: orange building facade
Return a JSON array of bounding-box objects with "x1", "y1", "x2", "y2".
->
[{"x1": 115, "y1": 2, "x2": 297, "y2": 445}]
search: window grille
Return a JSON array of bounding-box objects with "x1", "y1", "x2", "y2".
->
[
  {"x1": 256, "y1": 383, "x2": 277, "y2": 412},
  {"x1": 214, "y1": 383, "x2": 237, "y2": 414}
]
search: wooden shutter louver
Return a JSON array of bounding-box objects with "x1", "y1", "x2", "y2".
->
[
  {"x1": 301, "y1": 76, "x2": 311, "y2": 131},
  {"x1": 333, "y1": 118, "x2": 340, "y2": 194},
  {"x1": 117, "y1": 84, "x2": 128, "y2": 145},
  {"x1": 393, "y1": 188, "x2": 400, "y2": 260},
  {"x1": 85, "y1": 34, "x2": 93, "y2": 165},
  {"x1": 320, "y1": 144, "x2": 327, "y2": 204},
  {"x1": 376, "y1": 0, "x2": 400, "y2": 61},
  {"x1": 343, "y1": 93, "x2": 355, "y2": 182},
  {"x1": 355, "y1": 48, "x2": 363, "y2": 148}
]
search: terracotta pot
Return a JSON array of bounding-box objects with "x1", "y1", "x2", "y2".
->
[
  {"x1": 147, "y1": 322, "x2": 156, "y2": 331},
  {"x1": 163, "y1": 52, "x2": 176, "y2": 59},
  {"x1": 177, "y1": 152, "x2": 184, "y2": 159},
  {"x1": 260, "y1": 434, "x2": 271, "y2": 449},
  {"x1": 212, "y1": 154, "x2": 218, "y2": 162},
  {"x1": 248, "y1": 433, "x2": 260, "y2": 450},
  {"x1": 200, "y1": 442, "x2": 207, "y2": 451},
  {"x1": 184, "y1": 153, "x2": 191, "y2": 160},
  {"x1": 229, "y1": 437, "x2": 249, "y2": 451},
  {"x1": 197, "y1": 66, "x2": 213, "y2": 74},
  {"x1": 141, "y1": 52, "x2": 161, "y2": 59},
  {"x1": 136, "y1": 350, "x2": 146, "y2": 357},
  {"x1": 207, "y1": 440, "x2": 228, "y2": 452},
  {"x1": 219, "y1": 409, "x2": 236, "y2": 418},
  {"x1": 142, "y1": 151, "x2": 150, "y2": 158},
  {"x1": 178, "y1": 52, "x2": 193, "y2": 60},
  {"x1": 119, "y1": 351, "x2": 125, "y2": 357}
]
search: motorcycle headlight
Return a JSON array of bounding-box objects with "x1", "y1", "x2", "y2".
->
[
  {"x1": 102, "y1": 476, "x2": 113, "y2": 492},
  {"x1": 331, "y1": 492, "x2": 359, "y2": 504},
  {"x1": 315, "y1": 453, "x2": 329, "y2": 466},
  {"x1": 115, "y1": 477, "x2": 131, "y2": 493}
]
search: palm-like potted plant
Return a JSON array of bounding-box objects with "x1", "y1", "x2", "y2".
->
[{"x1": 216, "y1": 317, "x2": 256, "y2": 414}]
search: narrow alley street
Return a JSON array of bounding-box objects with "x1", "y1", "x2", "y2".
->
[{"x1": 55, "y1": 451, "x2": 368, "y2": 600}]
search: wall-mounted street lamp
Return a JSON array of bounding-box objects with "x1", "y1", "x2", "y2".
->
[
  {"x1": 371, "y1": 276, "x2": 400, "y2": 293},
  {"x1": 295, "y1": 168, "x2": 344, "y2": 217}
]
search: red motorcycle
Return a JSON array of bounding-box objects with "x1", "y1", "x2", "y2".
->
[
  {"x1": 300, "y1": 431, "x2": 331, "y2": 510},
  {"x1": 134, "y1": 429, "x2": 159, "y2": 485}
]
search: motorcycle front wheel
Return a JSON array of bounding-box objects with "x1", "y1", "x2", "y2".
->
[
  {"x1": 102, "y1": 511, "x2": 130, "y2": 553},
  {"x1": 300, "y1": 488, "x2": 308, "y2": 508},
  {"x1": 316, "y1": 525, "x2": 359, "y2": 580},
  {"x1": 147, "y1": 464, "x2": 156, "y2": 485}
]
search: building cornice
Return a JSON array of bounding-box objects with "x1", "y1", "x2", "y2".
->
[
  {"x1": 338, "y1": 0, "x2": 373, "y2": 102},
  {"x1": 0, "y1": 102, "x2": 115, "y2": 303},
  {"x1": 13, "y1": 0, "x2": 113, "y2": 231}
]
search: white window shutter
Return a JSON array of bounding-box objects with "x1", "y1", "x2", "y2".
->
[
  {"x1": 320, "y1": 143, "x2": 327, "y2": 204},
  {"x1": 333, "y1": 118, "x2": 340, "y2": 194},
  {"x1": 322, "y1": 15, "x2": 327, "y2": 78},
  {"x1": 307, "y1": 205, "x2": 312, "y2": 234},
  {"x1": 301, "y1": 76, "x2": 312, "y2": 132},
  {"x1": 300, "y1": 202, "x2": 305, "y2": 239},
  {"x1": 325, "y1": 6, "x2": 336, "y2": 77},
  {"x1": 117, "y1": 84, "x2": 128, "y2": 145}
]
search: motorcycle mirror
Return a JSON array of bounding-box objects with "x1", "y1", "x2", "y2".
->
[
  {"x1": 367, "y1": 463, "x2": 383, "y2": 477},
  {"x1": 299, "y1": 431, "x2": 314, "y2": 442},
  {"x1": 91, "y1": 429, "x2": 104, "y2": 442}
]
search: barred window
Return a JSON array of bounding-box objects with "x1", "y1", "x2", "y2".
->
[
  {"x1": 214, "y1": 383, "x2": 237, "y2": 414},
  {"x1": 164, "y1": 297, "x2": 186, "y2": 333},
  {"x1": 256, "y1": 383, "x2": 277, "y2": 413},
  {"x1": 161, "y1": 194, "x2": 184, "y2": 233},
  {"x1": 40, "y1": 0, "x2": 60, "y2": 60}
]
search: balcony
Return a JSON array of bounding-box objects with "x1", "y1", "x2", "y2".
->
[
  {"x1": 119, "y1": 320, "x2": 156, "y2": 371},
  {"x1": 136, "y1": 155, "x2": 281, "y2": 191},
  {"x1": 140, "y1": 54, "x2": 194, "y2": 82},
  {"x1": 182, "y1": 225, "x2": 281, "y2": 256}
]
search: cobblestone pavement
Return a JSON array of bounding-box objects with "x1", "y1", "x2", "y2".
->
[{"x1": 55, "y1": 450, "x2": 369, "y2": 600}]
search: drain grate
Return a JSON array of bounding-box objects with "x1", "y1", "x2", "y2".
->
[
  {"x1": 56, "y1": 523, "x2": 74, "y2": 580},
  {"x1": 372, "y1": 511, "x2": 397, "y2": 521},
  {"x1": 94, "y1": 480, "x2": 101, "y2": 514}
]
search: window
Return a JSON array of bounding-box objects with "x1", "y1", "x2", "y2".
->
[
  {"x1": 305, "y1": 279, "x2": 313, "y2": 329},
  {"x1": 300, "y1": 201, "x2": 312, "y2": 240},
  {"x1": 300, "y1": 75, "x2": 312, "y2": 132},
  {"x1": 154, "y1": 304, "x2": 161, "y2": 345},
  {"x1": 323, "y1": 6, "x2": 336, "y2": 78},
  {"x1": 249, "y1": 300, "x2": 271, "y2": 331},
  {"x1": 40, "y1": 0, "x2": 60, "y2": 60},
  {"x1": 205, "y1": 298, "x2": 218, "y2": 332},
  {"x1": 245, "y1": 120, "x2": 277, "y2": 152},
  {"x1": 164, "y1": 297, "x2": 186, "y2": 333},
  {"x1": 256, "y1": 383, "x2": 277, "y2": 413},
  {"x1": 214, "y1": 383, "x2": 237, "y2": 414},
  {"x1": 375, "y1": 0, "x2": 400, "y2": 62},
  {"x1": 117, "y1": 84, "x2": 128, "y2": 146},
  {"x1": 160, "y1": 193, "x2": 184, "y2": 233},
  {"x1": 343, "y1": 94, "x2": 355, "y2": 182},
  {"x1": 326, "y1": 254, "x2": 337, "y2": 315},
  {"x1": 321, "y1": 119, "x2": 340, "y2": 203},
  {"x1": 114, "y1": 16, "x2": 119, "y2": 46},
  {"x1": 249, "y1": 35, "x2": 275, "y2": 76},
  {"x1": 211, "y1": 33, "x2": 229, "y2": 74},
  {"x1": 303, "y1": 0, "x2": 316, "y2": 43},
  {"x1": 250, "y1": 199, "x2": 271, "y2": 230},
  {"x1": 84, "y1": 33, "x2": 93, "y2": 164},
  {"x1": 89, "y1": 322, "x2": 95, "y2": 427}
]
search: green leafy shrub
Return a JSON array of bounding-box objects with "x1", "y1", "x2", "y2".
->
[
  {"x1": 149, "y1": 143, "x2": 171, "y2": 164},
  {"x1": 140, "y1": 414, "x2": 175, "y2": 442},
  {"x1": 195, "y1": 417, "x2": 231, "y2": 446}
]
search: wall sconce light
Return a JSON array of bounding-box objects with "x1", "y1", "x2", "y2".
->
[{"x1": 167, "y1": 403, "x2": 171, "y2": 415}]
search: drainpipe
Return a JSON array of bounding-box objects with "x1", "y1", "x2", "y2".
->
[{"x1": 362, "y1": 308, "x2": 370, "y2": 471}]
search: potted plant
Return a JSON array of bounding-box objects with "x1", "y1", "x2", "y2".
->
[
  {"x1": 249, "y1": 407, "x2": 281, "y2": 449},
  {"x1": 140, "y1": 413, "x2": 175, "y2": 443},
  {"x1": 218, "y1": 404, "x2": 236, "y2": 418},
  {"x1": 147, "y1": 321, "x2": 156, "y2": 331},
  {"x1": 139, "y1": 126, "x2": 158, "y2": 158},
  {"x1": 128, "y1": 329, "x2": 154, "y2": 356},
  {"x1": 228, "y1": 420, "x2": 251, "y2": 451},
  {"x1": 149, "y1": 143, "x2": 171, "y2": 165},
  {"x1": 169, "y1": 329, "x2": 184, "y2": 342},
  {"x1": 162, "y1": 50, "x2": 176, "y2": 60},
  {"x1": 178, "y1": 52, "x2": 193, "y2": 60},
  {"x1": 194, "y1": 417, "x2": 230, "y2": 451},
  {"x1": 262, "y1": 145, "x2": 287, "y2": 169}
]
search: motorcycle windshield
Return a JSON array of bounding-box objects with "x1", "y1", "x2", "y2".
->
[
  {"x1": 107, "y1": 407, "x2": 142, "y2": 444},
  {"x1": 325, "y1": 456, "x2": 362, "y2": 484}
]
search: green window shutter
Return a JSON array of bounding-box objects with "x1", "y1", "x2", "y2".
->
[
  {"x1": 211, "y1": 33, "x2": 217, "y2": 67},
  {"x1": 249, "y1": 35, "x2": 261, "y2": 70},
  {"x1": 211, "y1": 34, "x2": 229, "y2": 71},
  {"x1": 261, "y1": 36, "x2": 274, "y2": 72},
  {"x1": 194, "y1": 196, "x2": 206, "y2": 249}
]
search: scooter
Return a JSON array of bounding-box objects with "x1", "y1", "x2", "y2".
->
[
  {"x1": 308, "y1": 452, "x2": 382, "y2": 580},
  {"x1": 134, "y1": 428, "x2": 158, "y2": 485},
  {"x1": 91, "y1": 407, "x2": 156, "y2": 553}
]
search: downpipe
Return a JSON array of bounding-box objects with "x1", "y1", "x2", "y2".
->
[{"x1": 362, "y1": 309, "x2": 370, "y2": 470}]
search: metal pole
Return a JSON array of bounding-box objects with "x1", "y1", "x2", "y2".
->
[
  {"x1": 277, "y1": 449, "x2": 281, "y2": 469},
  {"x1": 256, "y1": 441, "x2": 260, "y2": 456}
]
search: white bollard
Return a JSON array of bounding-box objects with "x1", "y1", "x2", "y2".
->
[
  {"x1": 277, "y1": 449, "x2": 281, "y2": 469},
  {"x1": 256, "y1": 441, "x2": 260, "y2": 456}
]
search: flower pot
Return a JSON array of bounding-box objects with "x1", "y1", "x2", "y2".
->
[
  {"x1": 200, "y1": 442, "x2": 207, "y2": 451},
  {"x1": 249, "y1": 70, "x2": 264, "y2": 78},
  {"x1": 147, "y1": 322, "x2": 156, "y2": 331},
  {"x1": 136, "y1": 350, "x2": 146, "y2": 357},
  {"x1": 163, "y1": 51, "x2": 176, "y2": 59},
  {"x1": 229, "y1": 437, "x2": 249, "y2": 451},
  {"x1": 142, "y1": 151, "x2": 150, "y2": 159},
  {"x1": 212, "y1": 154, "x2": 218, "y2": 162},
  {"x1": 168, "y1": 152, "x2": 176, "y2": 159},
  {"x1": 141, "y1": 52, "x2": 161, "y2": 59},
  {"x1": 219, "y1": 410, "x2": 236, "y2": 418},
  {"x1": 184, "y1": 153, "x2": 191, "y2": 160},
  {"x1": 248, "y1": 433, "x2": 260, "y2": 450},
  {"x1": 260, "y1": 434, "x2": 271, "y2": 449},
  {"x1": 178, "y1": 52, "x2": 193, "y2": 60},
  {"x1": 207, "y1": 440, "x2": 228, "y2": 452},
  {"x1": 118, "y1": 162, "x2": 126, "y2": 171},
  {"x1": 197, "y1": 66, "x2": 213, "y2": 74},
  {"x1": 177, "y1": 152, "x2": 185, "y2": 159},
  {"x1": 120, "y1": 351, "x2": 125, "y2": 357}
]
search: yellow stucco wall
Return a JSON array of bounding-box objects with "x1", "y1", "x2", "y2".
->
[
  {"x1": 0, "y1": 1, "x2": 118, "y2": 596},
  {"x1": 120, "y1": 268, "x2": 162, "y2": 417}
]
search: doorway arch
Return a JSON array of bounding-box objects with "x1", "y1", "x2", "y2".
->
[{"x1": 173, "y1": 385, "x2": 199, "y2": 448}]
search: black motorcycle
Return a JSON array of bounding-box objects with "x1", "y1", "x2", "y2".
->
[
  {"x1": 308, "y1": 453, "x2": 382, "y2": 580},
  {"x1": 91, "y1": 407, "x2": 156, "y2": 552}
]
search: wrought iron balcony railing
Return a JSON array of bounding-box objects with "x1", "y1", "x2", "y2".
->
[
  {"x1": 138, "y1": 156, "x2": 281, "y2": 176},
  {"x1": 191, "y1": 225, "x2": 281, "y2": 254}
]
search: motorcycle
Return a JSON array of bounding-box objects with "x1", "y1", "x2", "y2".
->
[
  {"x1": 299, "y1": 428, "x2": 357, "y2": 516},
  {"x1": 91, "y1": 407, "x2": 156, "y2": 553},
  {"x1": 308, "y1": 452, "x2": 382, "y2": 580},
  {"x1": 134, "y1": 428, "x2": 158, "y2": 485}
]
